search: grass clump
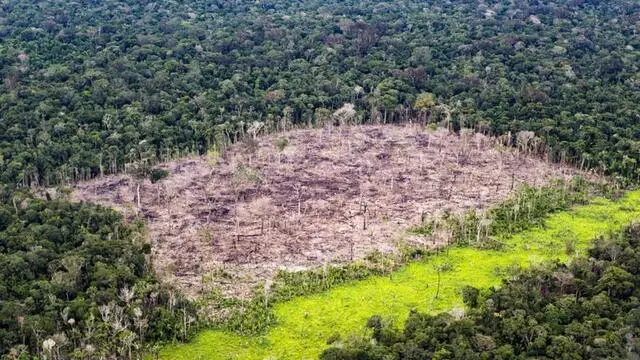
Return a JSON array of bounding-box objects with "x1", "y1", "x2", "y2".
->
[
  {"x1": 274, "y1": 137, "x2": 289, "y2": 151},
  {"x1": 407, "y1": 224, "x2": 433, "y2": 236}
]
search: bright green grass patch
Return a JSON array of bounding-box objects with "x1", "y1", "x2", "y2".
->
[{"x1": 161, "y1": 190, "x2": 640, "y2": 360}]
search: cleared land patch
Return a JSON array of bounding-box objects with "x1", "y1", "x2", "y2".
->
[
  {"x1": 72, "y1": 125, "x2": 576, "y2": 297},
  {"x1": 160, "y1": 190, "x2": 640, "y2": 360}
]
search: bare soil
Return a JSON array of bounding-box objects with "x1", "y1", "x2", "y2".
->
[{"x1": 72, "y1": 125, "x2": 579, "y2": 298}]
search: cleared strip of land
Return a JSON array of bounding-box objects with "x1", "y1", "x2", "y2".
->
[
  {"x1": 71, "y1": 125, "x2": 576, "y2": 297},
  {"x1": 160, "y1": 190, "x2": 640, "y2": 360}
]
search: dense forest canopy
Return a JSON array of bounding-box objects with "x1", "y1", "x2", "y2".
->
[
  {"x1": 1, "y1": 0, "x2": 640, "y2": 358},
  {"x1": 0, "y1": 0, "x2": 639, "y2": 186},
  {"x1": 0, "y1": 191, "x2": 196, "y2": 358}
]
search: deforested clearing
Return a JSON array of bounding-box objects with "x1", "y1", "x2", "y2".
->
[{"x1": 72, "y1": 124, "x2": 579, "y2": 297}]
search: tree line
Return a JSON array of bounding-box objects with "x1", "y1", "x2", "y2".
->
[{"x1": 0, "y1": 0, "x2": 639, "y2": 187}]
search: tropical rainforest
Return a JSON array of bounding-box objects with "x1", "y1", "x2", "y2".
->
[
  {"x1": 0, "y1": 191, "x2": 197, "y2": 358},
  {"x1": 1, "y1": 0, "x2": 640, "y2": 359},
  {"x1": 0, "y1": 0, "x2": 639, "y2": 186}
]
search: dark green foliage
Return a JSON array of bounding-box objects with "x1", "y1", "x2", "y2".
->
[
  {"x1": 461, "y1": 286, "x2": 480, "y2": 308},
  {"x1": 0, "y1": 0, "x2": 639, "y2": 356},
  {"x1": 0, "y1": 0, "x2": 639, "y2": 186},
  {"x1": 322, "y1": 224, "x2": 640, "y2": 359},
  {"x1": 148, "y1": 168, "x2": 169, "y2": 184},
  {"x1": 0, "y1": 192, "x2": 197, "y2": 358}
]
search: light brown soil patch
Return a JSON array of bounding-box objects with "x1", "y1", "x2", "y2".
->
[{"x1": 72, "y1": 125, "x2": 579, "y2": 297}]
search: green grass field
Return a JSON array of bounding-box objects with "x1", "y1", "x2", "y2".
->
[{"x1": 161, "y1": 190, "x2": 640, "y2": 360}]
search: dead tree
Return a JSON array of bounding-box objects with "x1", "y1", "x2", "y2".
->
[
  {"x1": 361, "y1": 202, "x2": 368, "y2": 230},
  {"x1": 294, "y1": 183, "x2": 303, "y2": 218}
]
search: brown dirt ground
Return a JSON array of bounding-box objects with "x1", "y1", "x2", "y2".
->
[{"x1": 71, "y1": 124, "x2": 580, "y2": 298}]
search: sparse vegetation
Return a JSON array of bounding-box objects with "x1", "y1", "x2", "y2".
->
[
  {"x1": 232, "y1": 164, "x2": 262, "y2": 185},
  {"x1": 408, "y1": 224, "x2": 433, "y2": 236},
  {"x1": 205, "y1": 149, "x2": 222, "y2": 167},
  {"x1": 71, "y1": 125, "x2": 578, "y2": 297},
  {"x1": 274, "y1": 138, "x2": 289, "y2": 152}
]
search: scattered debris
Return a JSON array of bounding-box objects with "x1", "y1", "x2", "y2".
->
[{"x1": 72, "y1": 124, "x2": 579, "y2": 298}]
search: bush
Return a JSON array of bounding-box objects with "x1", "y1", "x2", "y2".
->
[
  {"x1": 274, "y1": 138, "x2": 289, "y2": 151},
  {"x1": 149, "y1": 168, "x2": 169, "y2": 183}
]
